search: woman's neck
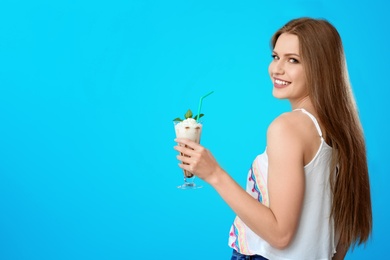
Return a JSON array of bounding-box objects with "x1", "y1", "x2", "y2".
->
[{"x1": 290, "y1": 96, "x2": 314, "y2": 112}]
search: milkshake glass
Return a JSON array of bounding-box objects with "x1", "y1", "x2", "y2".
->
[{"x1": 174, "y1": 118, "x2": 203, "y2": 189}]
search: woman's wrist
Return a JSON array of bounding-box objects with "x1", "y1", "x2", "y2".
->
[{"x1": 206, "y1": 166, "x2": 226, "y2": 187}]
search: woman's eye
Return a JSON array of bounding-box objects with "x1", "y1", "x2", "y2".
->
[
  {"x1": 289, "y1": 58, "x2": 299, "y2": 63},
  {"x1": 271, "y1": 54, "x2": 279, "y2": 60}
]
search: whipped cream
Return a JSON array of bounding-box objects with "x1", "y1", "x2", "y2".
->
[{"x1": 174, "y1": 118, "x2": 202, "y2": 142}]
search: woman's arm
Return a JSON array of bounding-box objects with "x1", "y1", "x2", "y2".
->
[{"x1": 175, "y1": 114, "x2": 306, "y2": 249}]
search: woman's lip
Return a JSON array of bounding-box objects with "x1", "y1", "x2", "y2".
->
[
  {"x1": 273, "y1": 78, "x2": 291, "y2": 88},
  {"x1": 274, "y1": 82, "x2": 288, "y2": 89}
]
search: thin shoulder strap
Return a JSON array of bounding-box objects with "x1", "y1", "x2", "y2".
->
[{"x1": 294, "y1": 108, "x2": 323, "y2": 138}]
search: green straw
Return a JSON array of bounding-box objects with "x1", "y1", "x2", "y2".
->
[{"x1": 196, "y1": 91, "x2": 214, "y2": 122}]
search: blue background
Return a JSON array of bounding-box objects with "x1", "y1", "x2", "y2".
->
[{"x1": 0, "y1": 0, "x2": 388, "y2": 259}]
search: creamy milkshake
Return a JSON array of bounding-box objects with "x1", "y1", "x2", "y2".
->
[{"x1": 174, "y1": 118, "x2": 202, "y2": 178}]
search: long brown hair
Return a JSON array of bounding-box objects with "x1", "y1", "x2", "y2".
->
[{"x1": 271, "y1": 18, "x2": 372, "y2": 247}]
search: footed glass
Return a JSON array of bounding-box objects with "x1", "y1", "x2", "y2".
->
[{"x1": 174, "y1": 120, "x2": 203, "y2": 189}]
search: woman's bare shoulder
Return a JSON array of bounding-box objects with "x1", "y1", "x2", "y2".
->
[
  {"x1": 267, "y1": 111, "x2": 308, "y2": 135},
  {"x1": 266, "y1": 111, "x2": 310, "y2": 164},
  {"x1": 266, "y1": 111, "x2": 317, "y2": 151}
]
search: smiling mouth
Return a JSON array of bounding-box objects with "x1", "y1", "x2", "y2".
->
[{"x1": 274, "y1": 79, "x2": 291, "y2": 86}]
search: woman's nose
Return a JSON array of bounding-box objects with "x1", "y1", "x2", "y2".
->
[{"x1": 271, "y1": 60, "x2": 284, "y2": 75}]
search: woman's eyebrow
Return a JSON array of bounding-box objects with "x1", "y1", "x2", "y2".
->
[{"x1": 273, "y1": 51, "x2": 300, "y2": 58}]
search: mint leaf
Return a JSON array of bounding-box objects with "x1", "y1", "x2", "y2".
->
[
  {"x1": 175, "y1": 109, "x2": 205, "y2": 122},
  {"x1": 184, "y1": 109, "x2": 193, "y2": 119},
  {"x1": 194, "y1": 114, "x2": 204, "y2": 120}
]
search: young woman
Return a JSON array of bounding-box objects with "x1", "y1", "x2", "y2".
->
[{"x1": 174, "y1": 17, "x2": 372, "y2": 259}]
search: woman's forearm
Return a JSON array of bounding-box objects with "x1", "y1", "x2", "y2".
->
[{"x1": 208, "y1": 167, "x2": 294, "y2": 249}]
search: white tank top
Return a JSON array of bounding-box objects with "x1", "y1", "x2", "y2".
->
[{"x1": 228, "y1": 109, "x2": 338, "y2": 260}]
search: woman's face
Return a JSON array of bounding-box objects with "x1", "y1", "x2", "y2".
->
[{"x1": 268, "y1": 33, "x2": 308, "y2": 103}]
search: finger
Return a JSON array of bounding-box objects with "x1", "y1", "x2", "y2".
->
[
  {"x1": 175, "y1": 138, "x2": 200, "y2": 149},
  {"x1": 176, "y1": 153, "x2": 194, "y2": 164},
  {"x1": 174, "y1": 145, "x2": 197, "y2": 157},
  {"x1": 178, "y1": 162, "x2": 192, "y2": 172},
  {"x1": 178, "y1": 160, "x2": 196, "y2": 174}
]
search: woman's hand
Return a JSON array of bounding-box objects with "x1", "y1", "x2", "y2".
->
[{"x1": 174, "y1": 138, "x2": 220, "y2": 183}]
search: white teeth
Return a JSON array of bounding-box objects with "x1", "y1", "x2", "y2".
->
[{"x1": 275, "y1": 79, "x2": 289, "y2": 85}]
